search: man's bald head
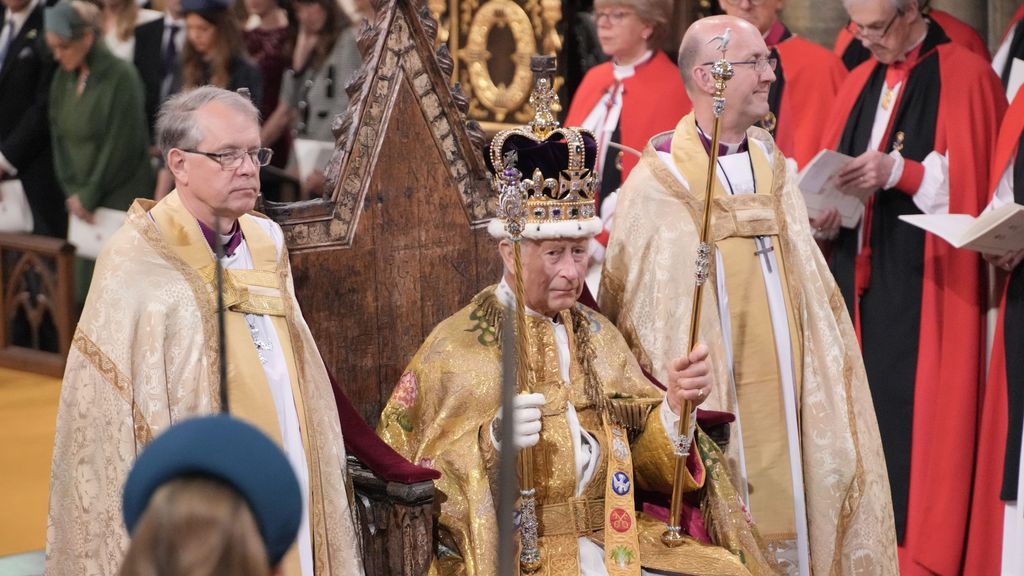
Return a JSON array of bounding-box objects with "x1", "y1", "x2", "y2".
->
[{"x1": 677, "y1": 15, "x2": 761, "y2": 96}]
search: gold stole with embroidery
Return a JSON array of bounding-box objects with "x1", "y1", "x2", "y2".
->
[
  {"x1": 669, "y1": 115, "x2": 804, "y2": 543},
  {"x1": 524, "y1": 312, "x2": 642, "y2": 576}
]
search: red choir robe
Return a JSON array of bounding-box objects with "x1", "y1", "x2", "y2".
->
[
  {"x1": 821, "y1": 25, "x2": 1006, "y2": 576},
  {"x1": 565, "y1": 50, "x2": 690, "y2": 182},
  {"x1": 834, "y1": 9, "x2": 990, "y2": 71},
  {"x1": 963, "y1": 90, "x2": 1024, "y2": 576},
  {"x1": 764, "y1": 20, "x2": 848, "y2": 168}
]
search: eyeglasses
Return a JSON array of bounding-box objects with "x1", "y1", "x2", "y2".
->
[
  {"x1": 594, "y1": 8, "x2": 634, "y2": 25},
  {"x1": 181, "y1": 147, "x2": 273, "y2": 170},
  {"x1": 846, "y1": 10, "x2": 901, "y2": 42},
  {"x1": 701, "y1": 56, "x2": 778, "y2": 74},
  {"x1": 722, "y1": 0, "x2": 769, "y2": 6}
]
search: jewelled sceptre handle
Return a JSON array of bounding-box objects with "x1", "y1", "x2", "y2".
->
[{"x1": 661, "y1": 30, "x2": 735, "y2": 548}]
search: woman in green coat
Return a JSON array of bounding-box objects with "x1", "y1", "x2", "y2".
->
[{"x1": 45, "y1": 0, "x2": 154, "y2": 304}]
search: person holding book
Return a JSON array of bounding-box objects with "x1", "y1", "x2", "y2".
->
[
  {"x1": 819, "y1": 0, "x2": 1006, "y2": 573},
  {"x1": 962, "y1": 89, "x2": 1024, "y2": 576},
  {"x1": 44, "y1": 0, "x2": 154, "y2": 304}
]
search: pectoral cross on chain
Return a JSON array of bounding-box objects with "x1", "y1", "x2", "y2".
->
[
  {"x1": 754, "y1": 237, "x2": 774, "y2": 273},
  {"x1": 245, "y1": 313, "x2": 274, "y2": 364}
]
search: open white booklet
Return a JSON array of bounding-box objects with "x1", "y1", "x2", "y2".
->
[
  {"x1": 797, "y1": 149, "x2": 864, "y2": 228},
  {"x1": 68, "y1": 207, "x2": 127, "y2": 259},
  {"x1": 0, "y1": 179, "x2": 34, "y2": 233},
  {"x1": 898, "y1": 202, "x2": 1024, "y2": 255},
  {"x1": 292, "y1": 138, "x2": 335, "y2": 183}
]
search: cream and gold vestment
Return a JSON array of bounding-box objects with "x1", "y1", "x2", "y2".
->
[
  {"x1": 378, "y1": 285, "x2": 778, "y2": 576},
  {"x1": 46, "y1": 191, "x2": 363, "y2": 575},
  {"x1": 600, "y1": 113, "x2": 898, "y2": 574}
]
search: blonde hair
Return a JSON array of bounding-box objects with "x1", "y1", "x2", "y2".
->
[
  {"x1": 594, "y1": 0, "x2": 672, "y2": 47},
  {"x1": 118, "y1": 476, "x2": 272, "y2": 576}
]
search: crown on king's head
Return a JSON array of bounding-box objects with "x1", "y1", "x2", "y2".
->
[{"x1": 485, "y1": 56, "x2": 602, "y2": 241}]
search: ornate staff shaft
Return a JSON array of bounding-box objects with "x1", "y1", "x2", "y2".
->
[
  {"x1": 662, "y1": 31, "x2": 735, "y2": 548},
  {"x1": 495, "y1": 147, "x2": 542, "y2": 574},
  {"x1": 512, "y1": 241, "x2": 541, "y2": 573}
]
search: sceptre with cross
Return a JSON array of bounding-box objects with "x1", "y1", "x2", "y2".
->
[{"x1": 661, "y1": 28, "x2": 735, "y2": 548}]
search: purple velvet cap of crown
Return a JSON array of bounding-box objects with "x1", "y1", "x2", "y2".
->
[
  {"x1": 483, "y1": 131, "x2": 598, "y2": 180},
  {"x1": 484, "y1": 130, "x2": 602, "y2": 240}
]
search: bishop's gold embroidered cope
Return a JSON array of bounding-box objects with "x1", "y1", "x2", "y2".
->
[
  {"x1": 600, "y1": 113, "x2": 898, "y2": 574},
  {"x1": 46, "y1": 191, "x2": 364, "y2": 576},
  {"x1": 378, "y1": 286, "x2": 778, "y2": 576}
]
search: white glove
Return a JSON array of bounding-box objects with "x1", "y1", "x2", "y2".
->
[{"x1": 490, "y1": 392, "x2": 546, "y2": 450}]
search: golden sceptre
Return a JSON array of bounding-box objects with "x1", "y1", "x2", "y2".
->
[{"x1": 662, "y1": 30, "x2": 735, "y2": 547}]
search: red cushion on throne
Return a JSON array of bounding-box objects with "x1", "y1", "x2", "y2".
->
[{"x1": 325, "y1": 362, "x2": 441, "y2": 484}]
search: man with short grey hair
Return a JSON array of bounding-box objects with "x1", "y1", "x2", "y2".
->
[
  {"x1": 820, "y1": 0, "x2": 1005, "y2": 573},
  {"x1": 46, "y1": 85, "x2": 365, "y2": 576}
]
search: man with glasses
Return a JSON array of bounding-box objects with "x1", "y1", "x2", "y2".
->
[
  {"x1": 46, "y1": 86, "x2": 366, "y2": 576},
  {"x1": 602, "y1": 14, "x2": 898, "y2": 575},
  {"x1": 833, "y1": 0, "x2": 988, "y2": 71},
  {"x1": 819, "y1": 1, "x2": 1006, "y2": 574},
  {"x1": 716, "y1": 0, "x2": 847, "y2": 169}
]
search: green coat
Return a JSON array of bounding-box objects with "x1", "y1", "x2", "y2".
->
[{"x1": 49, "y1": 41, "x2": 153, "y2": 214}]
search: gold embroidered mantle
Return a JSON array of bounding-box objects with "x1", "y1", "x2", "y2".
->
[
  {"x1": 46, "y1": 192, "x2": 364, "y2": 576},
  {"x1": 600, "y1": 113, "x2": 898, "y2": 574},
  {"x1": 378, "y1": 286, "x2": 776, "y2": 576}
]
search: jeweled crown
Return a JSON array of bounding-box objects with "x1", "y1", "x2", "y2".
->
[{"x1": 486, "y1": 56, "x2": 602, "y2": 240}]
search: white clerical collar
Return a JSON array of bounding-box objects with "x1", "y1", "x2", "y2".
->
[
  {"x1": 613, "y1": 50, "x2": 653, "y2": 81},
  {"x1": 496, "y1": 278, "x2": 562, "y2": 324},
  {"x1": 721, "y1": 141, "x2": 746, "y2": 155}
]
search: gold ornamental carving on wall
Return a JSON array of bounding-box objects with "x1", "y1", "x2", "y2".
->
[{"x1": 429, "y1": 0, "x2": 563, "y2": 131}]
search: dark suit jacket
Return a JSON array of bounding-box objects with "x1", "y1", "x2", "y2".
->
[
  {"x1": 0, "y1": 3, "x2": 66, "y2": 237},
  {"x1": 133, "y1": 16, "x2": 163, "y2": 137}
]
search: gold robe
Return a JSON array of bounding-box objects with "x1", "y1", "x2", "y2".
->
[
  {"x1": 45, "y1": 191, "x2": 364, "y2": 575},
  {"x1": 600, "y1": 113, "x2": 897, "y2": 574},
  {"x1": 378, "y1": 285, "x2": 777, "y2": 576}
]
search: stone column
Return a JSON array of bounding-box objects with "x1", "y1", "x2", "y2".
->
[
  {"x1": 780, "y1": 0, "x2": 849, "y2": 49},
  {"x1": 931, "y1": 0, "x2": 988, "y2": 47},
  {"x1": 989, "y1": 0, "x2": 1019, "y2": 50}
]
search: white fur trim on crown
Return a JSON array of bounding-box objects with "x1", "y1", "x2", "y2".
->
[{"x1": 487, "y1": 216, "x2": 603, "y2": 240}]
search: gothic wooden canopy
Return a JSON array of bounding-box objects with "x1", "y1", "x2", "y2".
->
[{"x1": 264, "y1": 0, "x2": 504, "y2": 426}]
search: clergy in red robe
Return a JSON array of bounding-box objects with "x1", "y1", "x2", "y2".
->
[
  {"x1": 963, "y1": 89, "x2": 1024, "y2": 576},
  {"x1": 717, "y1": 0, "x2": 847, "y2": 168},
  {"x1": 992, "y1": 3, "x2": 1024, "y2": 100},
  {"x1": 821, "y1": 1, "x2": 1006, "y2": 574},
  {"x1": 834, "y1": 2, "x2": 989, "y2": 71}
]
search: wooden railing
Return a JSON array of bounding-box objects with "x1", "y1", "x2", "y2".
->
[{"x1": 0, "y1": 233, "x2": 75, "y2": 377}]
